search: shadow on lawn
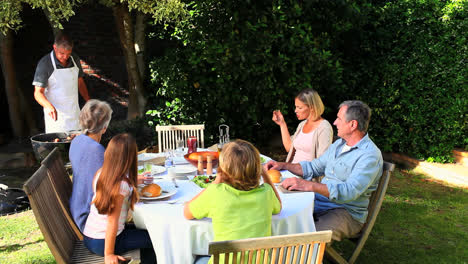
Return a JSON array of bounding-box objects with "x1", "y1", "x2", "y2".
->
[
  {"x1": 326, "y1": 169, "x2": 467, "y2": 264},
  {"x1": 0, "y1": 238, "x2": 45, "y2": 253}
]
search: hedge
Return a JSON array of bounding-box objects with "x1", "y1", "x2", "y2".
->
[{"x1": 145, "y1": 0, "x2": 467, "y2": 163}]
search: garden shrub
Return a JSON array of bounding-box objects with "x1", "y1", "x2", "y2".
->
[
  {"x1": 354, "y1": 0, "x2": 468, "y2": 162},
  {"x1": 146, "y1": 0, "x2": 467, "y2": 162},
  {"x1": 145, "y1": 0, "x2": 353, "y2": 144}
]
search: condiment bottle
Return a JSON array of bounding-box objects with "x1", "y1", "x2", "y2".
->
[
  {"x1": 197, "y1": 155, "x2": 204, "y2": 175},
  {"x1": 206, "y1": 155, "x2": 213, "y2": 175}
]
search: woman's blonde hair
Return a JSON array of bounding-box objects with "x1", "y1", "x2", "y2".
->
[
  {"x1": 79, "y1": 99, "x2": 112, "y2": 135},
  {"x1": 93, "y1": 133, "x2": 139, "y2": 215},
  {"x1": 296, "y1": 89, "x2": 325, "y2": 121},
  {"x1": 218, "y1": 139, "x2": 262, "y2": 191}
]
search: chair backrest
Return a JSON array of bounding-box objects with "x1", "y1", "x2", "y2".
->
[
  {"x1": 23, "y1": 165, "x2": 79, "y2": 264},
  {"x1": 325, "y1": 161, "x2": 395, "y2": 264},
  {"x1": 350, "y1": 161, "x2": 395, "y2": 263},
  {"x1": 209, "y1": 230, "x2": 332, "y2": 264},
  {"x1": 156, "y1": 124, "x2": 205, "y2": 153},
  {"x1": 365, "y1": 161, "x2": 395, "y2": 226},
  {"x1": 41, "y1": 147, "x2": 83, "y2": 240}
]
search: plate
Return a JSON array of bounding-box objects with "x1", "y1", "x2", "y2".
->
[
  {"x1": 138, "y1": 165, "x2": 166, "y2": 175},
  {"x1": 138, "y1": 182, "x2": 177, "y2": 200},
  {"x1": 151, "y1": 165, "x2": 166, "y2": 174},
  {"x1": 138, "y1": 153, "x2": 164, "y2": 161},
  {"x1": 174, "y1": 165, "x2": 197, "y2": 175}
]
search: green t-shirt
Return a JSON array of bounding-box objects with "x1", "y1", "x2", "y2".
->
[{"x1": 190, "y1": 183, "x2": 281, "y2": 263}]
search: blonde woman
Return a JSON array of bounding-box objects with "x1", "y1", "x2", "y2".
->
[{"x1": 273, "y1": 89, "x2": 333, "y2": 163}]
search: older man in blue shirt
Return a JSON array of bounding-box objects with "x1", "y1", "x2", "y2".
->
[{"x1": 265, "y1": 100, "x2": 383, "y2": 241}]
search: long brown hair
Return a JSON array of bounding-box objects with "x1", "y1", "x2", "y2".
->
[
  {"x1": 93, "y1": 133, "x2": 139, "y2": 214},
  {"x1": 218, "y1": 139, "x2": 262, "y2": 191}
]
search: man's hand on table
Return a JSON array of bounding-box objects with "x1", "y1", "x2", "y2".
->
[
  {"x1": 281, "y1": 177, "x2": 313, "y2": 192},
  {"x1": 264, "y1": 160, "x2": 285, "y2": 171}
]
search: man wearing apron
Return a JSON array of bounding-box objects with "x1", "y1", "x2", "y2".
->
[{"x1": 33, "y1": 32, "x2": 90, "y2": 133}]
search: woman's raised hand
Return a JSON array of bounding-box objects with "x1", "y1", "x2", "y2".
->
[{"x1": 272, "y1": 110, "x2": 285, "y2": 126}]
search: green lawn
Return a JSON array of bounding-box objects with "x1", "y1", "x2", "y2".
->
[
  {"x1": 1, "y1": 169, "x2": 466, "y2": 263},
  {"x1": 0, "y1": 210, "x2": 54, "y2": 264},
  {"x1": 330, "y1": 169, "x2": 468, "y2": 264}
]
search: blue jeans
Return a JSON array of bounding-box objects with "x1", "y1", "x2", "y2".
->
[{"x1": 84, "y1": 227, "x2": 156, "y2": 264}]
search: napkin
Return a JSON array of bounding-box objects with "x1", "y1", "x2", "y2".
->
[{"x1": 172, "y1": 156, "x2": 189, "y2": 165}]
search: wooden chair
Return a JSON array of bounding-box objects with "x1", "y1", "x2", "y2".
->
[
  {"x1": 209, "y1": 230, "x2": 332, "y2": 264},
  {"x1": 24, "y1": 165, "x2": 140, "y2": 264},
  {"x1": 41, "y1": 147, "x2": 83, "y2": 239},
  {"x1": 325, "y1": 161, "x2": 395, "y2": 264},
  {"x1": 156, "y1": 124, "x2": 205, "y2": 153}
]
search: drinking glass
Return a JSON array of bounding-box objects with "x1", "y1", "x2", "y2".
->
[
  {"x1": 143, "y1": 162, "x2": 153, "y2": 184},
  {"x1": 176, "y1": 139, "x2": 184, "y2": 151},
  {"x1": 164, "y1": 149, "x2": 174, "y2": 168},
  {"x1": 175, "y1": 139, "x2": 185, "y2": 157}
]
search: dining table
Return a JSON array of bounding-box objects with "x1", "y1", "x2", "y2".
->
[{"x1": 132, "y1": 150, "x2": 317, "y2": 264}]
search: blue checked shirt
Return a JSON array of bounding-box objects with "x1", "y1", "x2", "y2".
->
[{"x1": 299, "y1": 134, "x2": 383, "y2": 223}]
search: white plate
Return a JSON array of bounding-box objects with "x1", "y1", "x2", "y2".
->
[
  {"x1": 138, "y1": 165, "x2": 166, "y2": 175},
  {"x1": 138, "y1": 182, "x2": 177, "y2": 200},
  {"x1": 172, "y1": 156, "x2": 190, "y2": 165},
  {"x1": 138, "y1": 153, "x2": 164, "y2": 161},
  {"x1": 174, "y1": 165, "x2": 197, "y2": 175},
  {"x1": 151, "y1": 165, "x2": 166, "y2": 174}
]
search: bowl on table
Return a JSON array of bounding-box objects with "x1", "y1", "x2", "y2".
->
[{"x1": 184, "y1": 151, "x2": 219, "y2": 169}]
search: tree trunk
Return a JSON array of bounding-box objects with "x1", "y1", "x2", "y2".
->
[
  {"x1": 113, "y1": 4, "x2": 146, "y2": 119},
  {"x1": 134, "y1": 12, "x2": 146, "y2": 81},
  {"x1": 0, "y1": 30, "x2": 37, "y2": 137},
  {"x1": 43, "y1": 9, "x2": 63, "y2": 37}
]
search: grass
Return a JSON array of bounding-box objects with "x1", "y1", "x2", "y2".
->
[
  {"x1": 330, "y1": 169, "x2": 468, "y2": 264},
  {"x1": 0, "y1": 168, "x2": 466, "y2": 263},
  {"x1": 0, "y1": 210, "x2": 54, "y2": 264}
]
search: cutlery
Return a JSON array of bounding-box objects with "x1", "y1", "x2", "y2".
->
[
  {"x1": 172, "y1": 178, "x2": 179, "y2": 188},
  {"x1": 167, "y1": 199, "x2": 181, "y2": 204}
]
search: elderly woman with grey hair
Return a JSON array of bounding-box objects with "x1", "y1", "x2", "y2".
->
[{"x1": 69, "y1": 99, "x2": 112, "y2": 232}]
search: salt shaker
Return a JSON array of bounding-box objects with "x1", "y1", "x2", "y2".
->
[
  {"x1": 197, "y1": 155, "x2": 204, "y2": 175},
  {"x1": 206, "y1": 155, "x2": 213, "y2": 175}
]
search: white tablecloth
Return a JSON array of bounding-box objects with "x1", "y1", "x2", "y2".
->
[{"x1": 132, "y1": 168, "x2": 316, "y2": 264}]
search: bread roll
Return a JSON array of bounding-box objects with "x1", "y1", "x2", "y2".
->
[
  {"x1": 188, "y1": 151, "x2": 219, "y2": 160},
  {"x1": 141, "y1": 183, "x2": 162, "y2": 197},
  {"x1": 267, "y1": 169, "x2": 282, "y2": 183}
]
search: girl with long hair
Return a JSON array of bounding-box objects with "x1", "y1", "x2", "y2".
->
[{"x1": 83, "y1": 133, "x2": 155, "y2": 264}]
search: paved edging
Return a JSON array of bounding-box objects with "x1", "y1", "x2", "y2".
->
[{"x1": 384, "y1": 152, "x2": 468, "y2": 188}]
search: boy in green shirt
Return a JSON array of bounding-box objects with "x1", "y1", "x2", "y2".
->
[{"x1": 184, "y1": 140, "x2": 281, "y2": 263}]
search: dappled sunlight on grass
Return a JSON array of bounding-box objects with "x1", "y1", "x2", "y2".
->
[
  {"x1": 0, "y1": 210, "x2": 54, "y2": 263},
  {"x1": 1, "y1": 168, "x2": 466, "y2": 263},
  {"x1": 328, "y1": 169, "x2": 467, "y2": 264}
]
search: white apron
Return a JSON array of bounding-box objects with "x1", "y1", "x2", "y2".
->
[{"x1": 44, "y1": 51, "x2": 81, "y2": 133}]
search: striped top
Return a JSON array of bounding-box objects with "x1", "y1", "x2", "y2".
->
[{"x1": 83, "y1": 172, "x2": 132, "y2": 239}]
